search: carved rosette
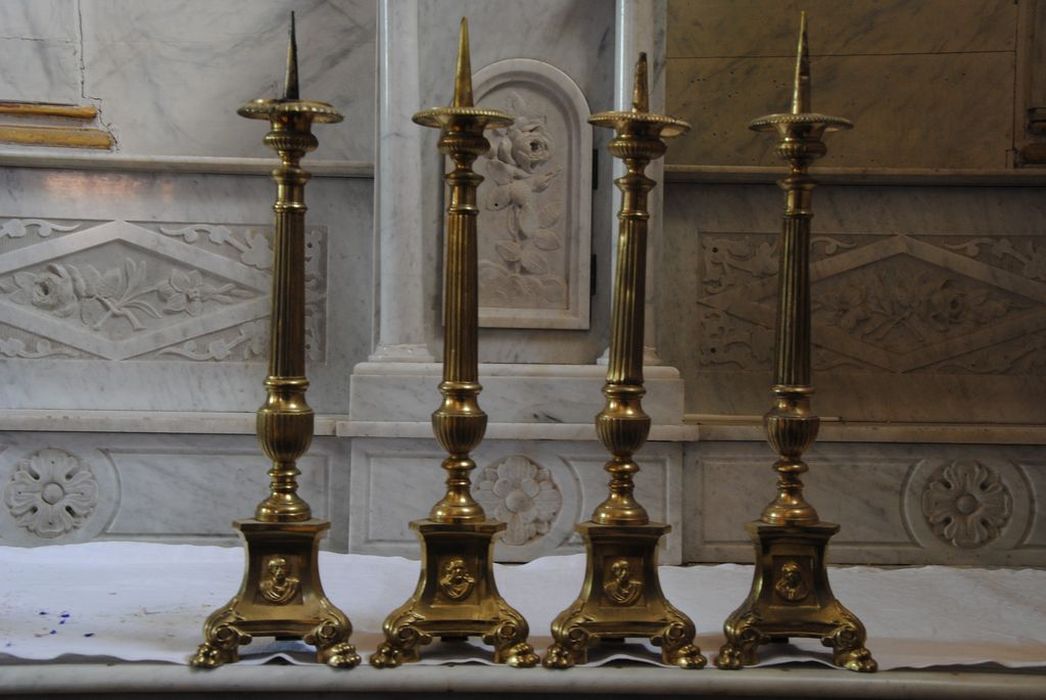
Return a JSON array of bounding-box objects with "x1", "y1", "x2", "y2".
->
[
  {"x1": 473, "y1": 455, "x2": 562, "y2": 546},
  {"x1": 922, "y1": 461, "x2": 1013, "y2": 548},
  {"x1": 3, "y1": 448, "x2": 98, "y2": 538}
]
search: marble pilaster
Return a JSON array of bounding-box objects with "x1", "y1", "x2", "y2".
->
[
  {"x1": 602, "y1": 0, "x2": 669, "y2": 366},
  {"x1": 369, "y1": 0, "x2": 435, "y2": 362}
]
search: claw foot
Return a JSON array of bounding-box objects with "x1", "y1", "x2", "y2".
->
[
  {"x1": 836, "y1": 646, "x2": 877, "y2": 673},
  {"x1": 542, "y1": 642, "x2": 580, "y2": 669},
  {"x1": 663, "y1": 643, "x2": 707, "y2": 669},
  {"x1": 190, "y1": 623, "x2": 247, "y2": 668},
  {"x1": 319, "y1": 641, "x2": 361, "y2": 668},
  {"x1": 370, "y1": 641, "x2": 412, "y2": 669},
  {"x1": 502, "y1": 642, "x2": 539, "y2": 668},
  {"x1": 714, "y1": 643, "x2": 750, "y2": 670},
  {"x1": 190, "y1": 641, "x2": 235, "y2": 668}
]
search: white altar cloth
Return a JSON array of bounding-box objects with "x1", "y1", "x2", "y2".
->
[{"x1": 1, "y1": 542, "x2": 1044, "y2": 670}]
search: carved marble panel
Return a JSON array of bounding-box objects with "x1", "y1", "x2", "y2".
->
[
  {"x1": 348, "y1": 438, "x2": 683, "y2": 563},
  {"x1": 661, "y1": 184, "x2": 1046, "y2": 423},
  {"x1": 0, "y1": 218, "x2": 326, "y2": 363},
  {"x1": 685, "y1": 442, "x2": 1046, "y2": 566},
  {"x1": 694, "y1": 232, "x2": 1046, "y2": 375},
  {"x1": 472, "y1": 59, "x2": 592, "y2": 329},
  {"x1": 0, "y1": 432, "x2": 349, "y2": 550}
]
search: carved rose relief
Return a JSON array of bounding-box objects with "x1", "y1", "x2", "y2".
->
[
  {"x1": 3, "y1": 448, "x2": 98, "y2": 538},
  {"x1": 815, "y1": 271, "x2": 1019, "y2": 351},
  {"x1": 0, "y1": 219, "x2": 327, "y2": 362},
  {"x1": 697, "y1": 233, "x2": 1039, "y2": 374},
  {"x1": 2, "y1": 260, "x2": 254, "y2": 336},
  {"x1": 478, "y1": 92, "x2": 566, "y2": 309},
  {"x1": 474, "y1": 455, "x2": 562, "y2": 546},
  {"x1": 922, "y1": 461, "x2": 1012, "y2": 548}
]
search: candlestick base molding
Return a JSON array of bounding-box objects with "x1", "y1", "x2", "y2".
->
[
  {"x1": 716, "y1": 521, "x2": 876, "y2": 672},
  {"x1": 543, "y1": 522, "x2": 705, "y2": 669},
  {"x1": 190, "y1": 519, "x2": 359, "y2": 668},
  {"x1": 370, "y1": 520, "x2": 538, "y2": 668}
]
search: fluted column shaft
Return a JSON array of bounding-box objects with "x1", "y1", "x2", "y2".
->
[
  {"x1": 593, "y1": 131, "x2": 667, "y2": 526},
  {"x1": 255, "y1": 113, "x2": 318, "y2": 523},
  {"x1": 429, "y1": 126, "x2": 490, "y2": 524}
]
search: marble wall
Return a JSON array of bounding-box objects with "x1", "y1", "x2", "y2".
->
[
  {"x1": 660, "y1": 183, "x2": 1046, "y2": 423},
  {"x1": 664, "y1": 0, "x2": 1021, "y2": 169},
  {"x1": 0, "y1": 169, "x2": 373, "y2": 414},
  {"x1": 0, "y1": 0, "x2": 375, "y2": 162},
  {"x1": 1, "y1": 1, "x2": 1043, "y2": 570},
  {"x1": 686, "y1": 441, "x2": 1046, "y2": 566}
]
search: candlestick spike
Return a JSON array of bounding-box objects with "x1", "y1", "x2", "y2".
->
[
  {"x1": 284, "y1": 12, "x2": 300, "y2": 101},
  {"x1": 715, "y1": 13, "x2": 874, "y2": 674},
  {"x1": 452, "y1": 17, "x2": 474, "y2": 108},
  {"x1": 791, "y1": 11, "x2": 809, "y2": 115},
  {"x1": 632, "y1": 52, "x2": 649, "y2": 112},
  {"x1": 190, "y1": 20, "x2": 355, "y2": 670}
]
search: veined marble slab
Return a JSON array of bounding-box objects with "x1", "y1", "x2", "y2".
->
[
  {"x1": 348, "y1": 362, "x2": 685, "y2": 425},
  {"x1": 667, "y1": 0, "x2": 1018, "y2": 58},
  {"x1": 78, "y1": 0, "x2": 376, "y2": 161},
  {"x1": 349, "y1": 437, "x2": 684, "y2": 563},
  {"x1": 0, "y1": 168, "x2": 372, "y2": 414}
]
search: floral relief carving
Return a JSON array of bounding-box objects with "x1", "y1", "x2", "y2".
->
[
  {"x1": 0, "y1": 220, "x2": 327, "y2": 363},
  {"x1": 942, "y1": 237, "x2": 1046, "y2": 282},
  {"x1": 474, "y1": 455, "x2": 562, "y2": 546},
  {"x1": 478, "y1": 91, "x2": 566, "y2": 309},
  {"x1": 815, "y1": 271, "x2": 1020, "y2": 352},
  {"x1": 701, "y1": 235, "x2": 855, "y2": 295},
  {"x1": 922, "y1": 461, "x2": 1013, "y2": 549},
  {"x1": 1, "y1": 260, "x2": 254, "y2": 335},
  {"x1": 160, "y1": 224, "x2": 273, "y2": 270},
  {"x1": 0, "y1": 219, "x2": 79, "y2": 240},
  {"x1": 3, "y1": 448, "x2": 98, "y2": 538}
]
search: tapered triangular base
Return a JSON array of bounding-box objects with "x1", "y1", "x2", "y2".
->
[
  {"x1": 370, "y1": 519, "x2": 538, "y2": 668},
  {"x1": 543, "y1": 522, "x2": 706, "y2": 669},
  {"x1": 716, "y1": 520, "x2": 876, "y2": 672},
  {"x1": 190, "y1": 518, "x2": 359, "y2": 668}
]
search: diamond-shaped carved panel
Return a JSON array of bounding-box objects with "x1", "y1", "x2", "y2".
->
[
  {"x1": 697, "y1": 233, "x2": 1046, "y2": 375},
  {"x1": 0, "y1": 219, "x2": 327, "y2": 362}
]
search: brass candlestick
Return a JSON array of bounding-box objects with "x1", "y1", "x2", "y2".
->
[
  {"x1": 190, "y1": 15, "x2": 358, "y2": 669},
  {"x1": 369, "y1": 18, "x2": 537, "y2": 669},
  {"x1": 542, "y1": 55, "x2": 704, "y2": 670},
  {"x1": 715, "y1": 14, "x2": 875, "y2": 673}
]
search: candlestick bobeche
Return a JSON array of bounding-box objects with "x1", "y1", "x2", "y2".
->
[
  {"x1": 369, "y1": 18, "x2": 538, "y2": 669},
  {"x1": 542, "y1": 53, "x2": 705, "y2": 670},
  {"x1": 189, "y1": 14, "x2": 358, "y2": 669},
  {"x1": 715, "y1": 13, "x2": 876, "y2": 673}
]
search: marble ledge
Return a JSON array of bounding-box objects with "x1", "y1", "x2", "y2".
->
[
  {"x1": 0, "y1": 410, "x2": 336, "y2": 436},
  {"x1": 349, "y1": 362, "x2": 686, "y2": 426},
  {"x1": 1, "y1": 665, "x2": 1044, "y2": 699},
  {"x1": 0, "y1": 149, "x2": 374, "y2": 178},
  {"x1": 690, "y1": 415, "x2": 1046, "y2": 445},
  {"x1": 664, "y1": 164, "x2": 1046, "y2": 186},
  {"x1": 336, "y1": 419, "x2": 700, "y2": 442}
]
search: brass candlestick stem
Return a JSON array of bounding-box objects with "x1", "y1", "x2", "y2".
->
[
  {"x1": 370, "y1": 18, "x2": 537, "y2": 669},
  {"x1": 715, "y1": 13, "x2": 875, "y2": 673},
  {"x1": 190, "y1": 15, "x2": 358, "y2": 669},
  {"x1": 543, "y1": 55, "x2": 704, "y2": 670}
]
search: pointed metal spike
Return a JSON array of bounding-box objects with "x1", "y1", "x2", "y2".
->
[
  {"x1": 791, "y1": 11, "x2": 810, "y2": 115},
  {"x1": 284, "y1": 11, "x2": 300, "y2": 101},
  {"x1": 452, "y1": 17, "x2": 474, "y2": 108},
  {"x1": 632, "y1": 52, "x2": 650, "y2": 112}
]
